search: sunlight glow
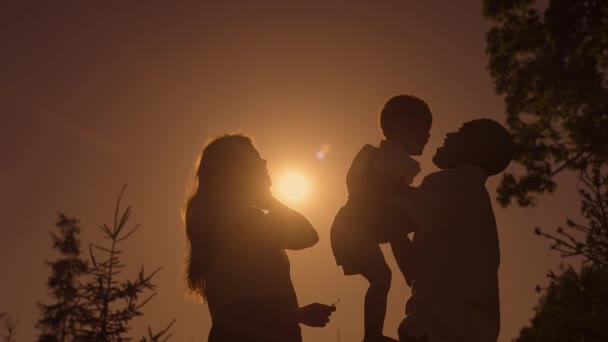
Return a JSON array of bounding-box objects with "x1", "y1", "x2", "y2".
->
[{"x1": 276, "y1": 171, "x2": 310, "y2": 202}]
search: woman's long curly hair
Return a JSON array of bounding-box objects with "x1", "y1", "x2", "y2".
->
[{"x1": 185, "y1": 134, "x2": 255, "y2": 299}]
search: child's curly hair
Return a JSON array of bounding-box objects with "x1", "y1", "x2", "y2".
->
[{"x1": 379, "y1": 94, "x2": 432, "y2": 140}]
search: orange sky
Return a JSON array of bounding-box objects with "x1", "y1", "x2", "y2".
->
[{"x1": 1, "y1": 2, "x2": 579, "y2": 341}]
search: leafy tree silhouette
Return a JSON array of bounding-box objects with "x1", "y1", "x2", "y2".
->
[
  {"x1": 483, "y1": 0, "x2": 608, "y2": 342},
  {"x1": 517, "y1": 266, "x2": 608, "y2": 342},
  {"x1": 533, "y1": 165, "x2": 608, "y2": 270},
  {"x1": 484, "y1": 0, "x2": 608, "y2": 340},
  {"x1": 484, "y1": 0, "x2": 608, "y2": 207}
]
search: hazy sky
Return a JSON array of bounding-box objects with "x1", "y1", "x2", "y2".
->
[{"x1": 1, "y1": 2, "x2": 579, "y2": 341}]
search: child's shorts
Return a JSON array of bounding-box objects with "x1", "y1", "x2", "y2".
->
[{"x1": 330, "y1": 203, "x2": 391, "y2": 275}]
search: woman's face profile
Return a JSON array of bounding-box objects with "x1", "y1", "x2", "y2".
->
[
  {"x1": 236, "y1": 142, "x2": 272, "y2": 196},
  {"x1": 201, "y1": 136, "x2": 272, "y2": 204}
]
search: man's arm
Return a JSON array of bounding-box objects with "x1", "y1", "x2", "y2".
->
[
  {"x1": 390, "y1": 236, "x2": 414, "y2": 286},
  {"x1": 392, "y1": 172, "x2": 447, "y2": 232}
]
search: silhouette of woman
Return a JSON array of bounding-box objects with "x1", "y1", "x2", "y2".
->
[{"x1": 185, "y1": 134, "x2": 335, "y2": 342}]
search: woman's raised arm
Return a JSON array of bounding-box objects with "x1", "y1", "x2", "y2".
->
[{"x1": 257, "y1": 192, "x2": 319, "y2": 250}]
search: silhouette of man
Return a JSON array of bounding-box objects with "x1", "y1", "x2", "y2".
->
[{"x1": 396, "y1": 119, "x2": 513, "y2": 342}]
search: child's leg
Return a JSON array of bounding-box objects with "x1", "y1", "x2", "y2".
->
[
  {"x1": 389, "y1": 235, "x2": 414, "y2": 286},
  {"x1": 360, "y1": 258, "x2": 392, "y2": 341}
]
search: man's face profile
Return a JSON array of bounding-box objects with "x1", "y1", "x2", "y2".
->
[
  {"x1": 432, "y1": 119, "x2": 512, "y2": 175},
  {"x1": 433, "y1": 124, "x2": 468, "y2": 169}
]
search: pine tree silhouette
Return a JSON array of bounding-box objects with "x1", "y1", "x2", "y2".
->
[
  {"x1": 0, "y1": 312, "x2": 19, "y2": 342},
  {"x1": 77, "y1": 185, "x2": 174, "y2": 341},
  {"x1": 36, "y1": 185, "x2": 174, "y2": 341},
  {"x1": 36, "y1": 214, "x2": 88, "y2": 342}
]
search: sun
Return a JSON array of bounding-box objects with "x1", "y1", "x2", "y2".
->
[{"x1": 275, "y1": 171, "x2": 310, "y2": 203}]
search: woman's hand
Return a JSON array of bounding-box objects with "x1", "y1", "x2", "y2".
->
[
  {"x1": 254, "y1": 189, "x2": 281, "y2": 211},
  {"x1": 255, "y1": 190, "x2": 319, "y2": 250},
  {"x1": 297, "y1": 303, "x2": 336, "y2": 327}
]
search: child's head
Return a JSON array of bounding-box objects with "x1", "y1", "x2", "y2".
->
[
  {"x1": 433, "y1": 119, "x2": 514, "y2": 176},
  {"x1": 379, "y1": 94, "x2": 433, "y2": 156}
]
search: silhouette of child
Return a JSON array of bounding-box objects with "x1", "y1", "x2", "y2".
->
[
  {"x1": 396, "y1": 119, "x2": 513, "y2": 342},
  {"x1": 330, "y1": 95, "x2": 432, "y2": 342}
]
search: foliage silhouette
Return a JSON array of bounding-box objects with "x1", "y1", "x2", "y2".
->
[
  {"x1": 0, "y1": 312, "x2": 19, "y2": 342},
  {"x1": 36, "y1": 214, "x2": 88, "y2": 341},
  {"x1": 517, "y1": 265, "x2": 608, "y2": 342},
  {"x1": 484, "y1": 0, "x2": 608, "y2": 207},
  {"x1": 533, "y1": 165, "x2": 608, "y2": 270},
  {"x1": 484, "y1": 0, "x2": 608, "y2": 340},
  {"x1": 36, "y1": 185, "x2": 174, "y2": 341}
]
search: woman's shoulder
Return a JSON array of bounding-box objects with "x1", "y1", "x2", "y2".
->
[{"x1": 187, "y1": 203, "x2": 262, "y2": 236}]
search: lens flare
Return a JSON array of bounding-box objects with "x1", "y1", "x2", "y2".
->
[{"x1": 315, "y1": 144, "x2": 331, "y2": 160}]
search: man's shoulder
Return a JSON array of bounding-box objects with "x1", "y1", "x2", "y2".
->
[
  {"x1": 420, "y1": 169, "x2": 458, "y2": 185},
  {"x1": 421, "y1": 166, "x2": 485, "y2": 184}
]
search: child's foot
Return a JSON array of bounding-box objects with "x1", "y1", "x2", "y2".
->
[
  {"x1": 363, "y1": 335, "x2": 399, "y2": 342},
  {"x1": 400, "y1": 335, "x2": 428, "y2": 342}
]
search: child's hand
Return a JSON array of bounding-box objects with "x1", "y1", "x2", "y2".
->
[{"x1": 297, "y1": 303, "x2": 336, "y2": 327}]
